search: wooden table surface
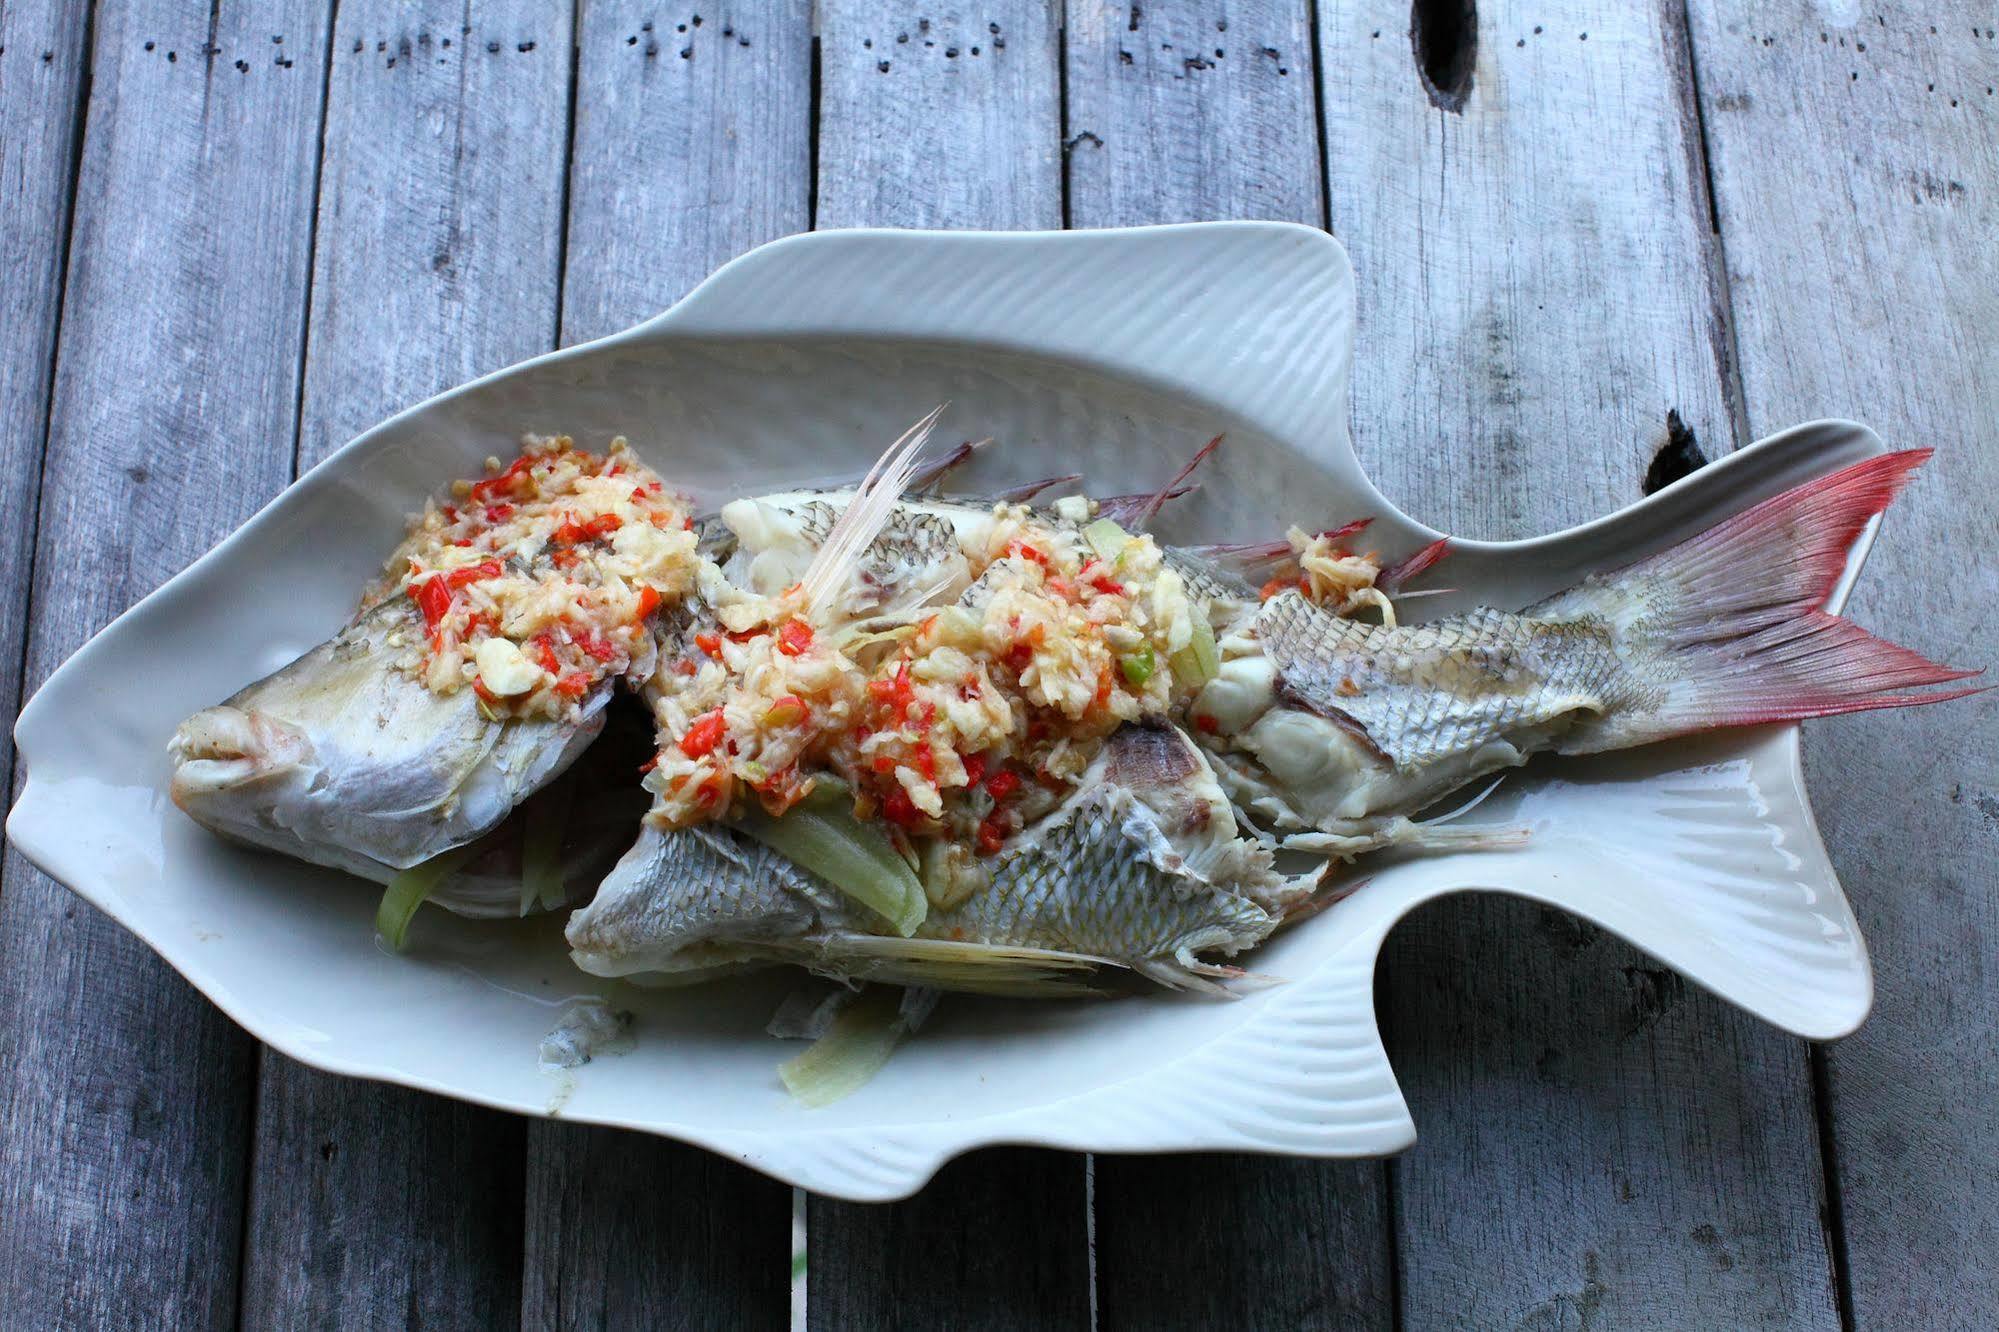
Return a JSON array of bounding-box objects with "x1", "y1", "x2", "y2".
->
[{"x1": 2, "y1": 2, "x2": 1993, "y2": 1327}]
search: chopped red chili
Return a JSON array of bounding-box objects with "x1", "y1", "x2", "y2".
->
[
  {"x1": 530, "y1": 634, "x2": 561, "y2": 675},
  {"x1": 678, "y1": 709, "x2": 728, "y2": 757},
  {"x1": 1193, "y1": 714, "x2": 1220, "y2": 734},
  {"x1": 444, "y1": 560, "x2": 503, "y2": 590},
  {"x1": 880, "y1": 787, "x2": 920, "y2": 827},
  {"x1": 984, "y1": 769, "x2": 1020, "y2": 801},
  {"x1": 415, "y1": 576, "x2": 453, "y2": 630},
  {"x1": 635, "y1": 586, "x2": 662, "y2": 620},
  {"x1": 777, "y1": 619, "x2": 814, "y2": 656}
]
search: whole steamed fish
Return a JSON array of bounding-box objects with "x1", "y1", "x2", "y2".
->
[{"x1": 567, "y1": 444, "x2": 1976, "y2": 995}]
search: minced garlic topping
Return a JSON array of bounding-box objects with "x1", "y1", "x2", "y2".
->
[
  {"x1": 641, "y1": 506, "x2": 1208, "y2": 856},
  {"x1": 364, "y1": 435, "x2": 699, "y2": 720}
]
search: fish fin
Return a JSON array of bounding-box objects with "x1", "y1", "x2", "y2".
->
[
  {"x1": 807, "y1": 933, "x2": 1120, "y2": 998},
  {"x1": 1094, "y1": 484, "x2": 1199, "y2": 528},
  {"x1": 1549, "y1": 450, "x2": 1983, "y2": 751},
  {"x1": 910, "y1": 438, "x2": 985, "y2": 494},
  {"x1": 1377, "y1": 536, "x2": 1450, "y2": 593},
  {"x1": 799, "y1": 406, "x2": 944, "y2": 620},
  {"x1": 1128, "y1": 434, "x2": 1223, "y2": 532},
  {"x1": 992, "y1": 473, "x2": 1083, "y2": 503},
  {"x1": 1133, "y1": 949, "x2": 1287, "y2": 998}
]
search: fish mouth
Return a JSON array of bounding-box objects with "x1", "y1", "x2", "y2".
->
[{"x1": 168, "y1": 706, "x2": 312, "y2": 808}]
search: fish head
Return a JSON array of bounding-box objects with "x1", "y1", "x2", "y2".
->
[
  {"x1": 168, "y1": 598, "x2": 607, "y2": 883},
  {"x1": 169, "y1": 704, "x2": 314, "y2": 805}
]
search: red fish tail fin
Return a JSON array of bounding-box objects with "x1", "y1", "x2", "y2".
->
[{"x1": 1551, "y1": 450, "x2": 1982, "y2": 752}]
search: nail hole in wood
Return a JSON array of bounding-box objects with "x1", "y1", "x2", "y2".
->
[{"x1": 1412, "y1": 0, "x2": 1476, "y2": 111}]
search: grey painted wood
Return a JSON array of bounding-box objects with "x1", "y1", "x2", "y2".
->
[
  {"x1": 560, "y1": 0, "x2": 814, "y2": 346},
  {"x1": 816, "y1": 0, "x2": 1061, "y2": 230},
  {"x1": 1318, "y1": 0, "x2": 1738, "y2": 538},
  {"x1": 519, "y1": 6, "x2": 811, "y2": 1327},
  {"x1": 245, "y1": 1054, "x2": 528, "y2": 1330},
  {"x1": 807, "y1": 1149, "x2": 1091, "y2": 1330},
  {"x1": 237, "y1": 7, "x2": 575, "y2": 1326},
  {"x1": 1686, "y1": 6, "x2": 1999, "y2": 1323},
  {"x1": 522, "y1": 1123, "x2": 791, "y2": 1332},
  {"x1": 0, "y1": 0, "x2": 89, "y2": 782},
  {"x1": 1064, "y1": 6, "x2": 1393, "y2": 1326},
  {"x1": 1097, "y1": 1153, "x2": 1392, "y2": 1330},
  {"x1": 805, "y1": 7, "x2": 1085, "y2": 1325},
  {"x1": 294, "y1": 2, "x2": 576, "y2": 472},
  {"x1": 0, "y1": 4, "x2": 332, "y2": 1327},
  {"x1": 1316, "y1": 2, "x2": 1842, "y2": 1324},
  {"x1": 1065, "y1": 0, "x2": 1323, "y2": 226},
  {"x1": 1382, "y1": 898, "x2": 1842, "y2": 1327}
]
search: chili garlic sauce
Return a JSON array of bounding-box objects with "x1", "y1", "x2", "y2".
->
[
  {"x1": 363, "y1": 436, "x2": 700, "y2": 720},
  {"x1": 641, "y1": 495, "x2": 1209, "y2": 861}
]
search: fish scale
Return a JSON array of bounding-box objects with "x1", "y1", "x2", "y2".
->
[
  {"x1": 1256, "y1": 593, "x2": 1637, "y2": 770},
  {"x1": 921, "y1": 792, "x2": 1278, "y2": 962}
]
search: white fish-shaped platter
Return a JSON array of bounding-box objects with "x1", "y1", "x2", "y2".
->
[{"x1": 6, "y1": 223, "x2": 1960, "y2": 1200}]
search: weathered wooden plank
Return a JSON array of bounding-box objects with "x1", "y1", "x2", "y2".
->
[
  {"x1": 808, "y1": 1148, "x2": 1091, "y2": 1329},
  {"x1": 1063, "y1": 5, "x2": 1394, "y2": 1326},
  {"x1": 1685, "y1": 6, "x2": 1999, "y2": 1323},
  {"x1": 522, "y1": 1124, "x2": 792, "y2": 1332},
  {"x1": 1065, "y1": 0, "x2": 1323, "y2": 225},
  {"x1": 1320, "y1": 0, "x2": 1737, "y2": 536},
  {"x1": 0, "y1": 0, "x2": 90, "y2": 780},
  {"x1": 559, "y1": 0, "x2": 814, "y2": 346},
  {"x1": 519, "y1": 6, "x2": 812, "y2": 1328},
  {"x1": 0, "y1": 4, "x2": 332, "y2": 1327},
  {"x1": 1098, "y1": 1153, "x2": 1392, "y2": 1329},
  {"x1": 805, "y1": 6, "x2": 1083, "y2": 1325},
  {"x1": 1316, "y1": 2, "x2": 1843, "y2": 1324},
  {"x1": 815, "y1": 1, "x2": 1061, "y2": 230},
  {"x1": 236, "y1": 7, "x2": 574, "y2": 1326}
]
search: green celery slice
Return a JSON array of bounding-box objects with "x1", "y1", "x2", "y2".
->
[
  {"x1": 378, "y1": 842, "x2": 481, "y2": 952},
  {"x1": 1169, "y1": 613, "x2": 1220, "y2": 686},
  {"x1": 519, "y1": 777, "x2": 575, "y2": 916},
  {"x1": 731, "y1": 784, "x2": 926, "y2": 936},
  {"x1": 777, "y1": 988, "x2": 908, "y2": 1107},
  {"x1": 1082, "y1": 517, "x2": 1131, "y2": 564}
]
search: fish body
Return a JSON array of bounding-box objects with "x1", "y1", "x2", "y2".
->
[{"x1": 568, "y1": 724, "x2": 1310, "y2": 992}]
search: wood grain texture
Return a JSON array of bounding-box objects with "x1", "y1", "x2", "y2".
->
[
  {"x1": 1318, "y1": 0, "x2": 1738, "y2": 539},
  {"x1": 1315, "y1": 2, "x2": 1841, "y2": 1324},
  {"x1": 0, "y1": 4, "x2": 332, "y2": 1327},
  {"x1": 805, "y1": 8, "x2": 1084, "y2": 1324},
  {"x1": 561, "y1": 0, "x2": 814, "y2": 343},
  {"x1": 236, "y1": 6, "x2": 575, "y2": 1325},
  {"x1": 1065, "y1": 0, "x2": 1322, "y2": 225},
  {"x1": 1383, "y1": 898, "x2": 1841, "y2": 1327},
  {"x1": 816, "y1": 0, "x2": 1061, "y2": 230},
  {"x1": 0, "y1": 0, "x2": 90, "y2": 779},
  {"x1": 1685, "y1": 6, "x2": 1999, "y2": 1322},
  {"x1": 1063, "y1": 5, "x2": 1392, "y2": 1326},
  {"x1": 518, "y1": 7, "x2": 812, "y2": 1328},
  {"x1": 1096, "y1": 1153, "x2": 1391, "y2": 1330},
  {"x1": 522, "y1": 1122, "x2": 791, "y2": 1332},
  {"x1": 295, "y1": 1, "x2": 575, "y2": 472},
  {"x1": 807, "y1": 1148, "x2": 1091, "y2": 1330},
  {"x1": 244, "y1": 1054, "x2": 528, "y2": 1330}
]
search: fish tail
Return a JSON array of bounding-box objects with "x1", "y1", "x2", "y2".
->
[{"x1": 1555, "y1": 449, "x2": 1982, "y2": 752}]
